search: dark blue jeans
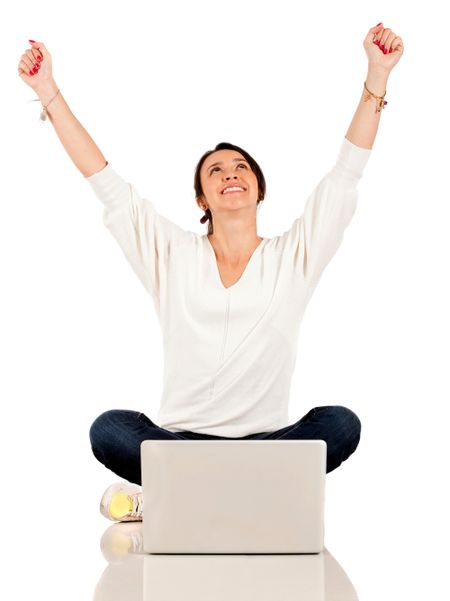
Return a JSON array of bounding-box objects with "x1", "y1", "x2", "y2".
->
[{"x1": 89, "y1": 405, "x2": 361, "y2": 485}]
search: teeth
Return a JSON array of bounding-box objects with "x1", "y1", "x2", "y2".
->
[{"x1": 223, "y1": 186, "x2": 244, "y2": 194}]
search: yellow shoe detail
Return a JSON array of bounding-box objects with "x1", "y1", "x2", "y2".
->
[{"x1": 109, "y1": 492, "x2": 133, "y2": 520}]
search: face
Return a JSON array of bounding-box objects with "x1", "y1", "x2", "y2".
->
[{"x1": 197, "y1": 149, "x2": 259, "y2": 216}]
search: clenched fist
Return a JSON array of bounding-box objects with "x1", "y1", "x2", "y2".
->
[
  {"x1": 364, "y1": 23, "x2": 404, "y2": 73},
  {"x1": 18, "y1": 41, "x2": 54, "y2": 91}
]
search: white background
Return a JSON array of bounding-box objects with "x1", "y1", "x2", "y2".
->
[{"x1": 2, "y1": 1, "x2": 449, "y2": 599}]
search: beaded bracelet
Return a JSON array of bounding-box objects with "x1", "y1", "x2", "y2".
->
[{"x1": 363, "y1": 80, "x2": 387, "y2": 113}]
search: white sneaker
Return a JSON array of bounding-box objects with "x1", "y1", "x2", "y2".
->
[{"x1": 100, "y1": 481, "x2": 143, "y2": 522}]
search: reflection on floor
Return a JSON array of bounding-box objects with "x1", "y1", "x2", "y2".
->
[{"x1": 94, "y1": 522, "x2": 358, "y2": 601}]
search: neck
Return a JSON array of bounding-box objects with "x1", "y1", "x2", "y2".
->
[{"x1": 207, "y1": 228, "x2": 263, "y2": 265}]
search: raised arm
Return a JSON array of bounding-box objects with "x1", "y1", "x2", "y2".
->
[
  {"x1": 345, "y1": 22, "x2": 404, "y2": 150},
  {"x1": 18, "y1": 40, "x2": 107, "y2": 178}
]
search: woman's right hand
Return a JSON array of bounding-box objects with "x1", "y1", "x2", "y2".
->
[{"x1": 17, "y1": 41, "x2": 54, "y2": 92}]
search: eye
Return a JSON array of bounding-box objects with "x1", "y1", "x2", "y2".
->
[{"x1": 209, "y1": 163, "x2": 248, "y2": 175}]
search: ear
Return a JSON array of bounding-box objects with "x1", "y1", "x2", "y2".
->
[{"x1": 196, "y1": 196, "x2": 208, "y2": 211}]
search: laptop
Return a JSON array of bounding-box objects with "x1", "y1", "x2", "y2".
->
[{"x1": 140, "y1": 439, "x2": 326, "y2": 554}]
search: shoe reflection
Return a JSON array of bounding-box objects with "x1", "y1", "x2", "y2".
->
[{"x1": 95, "y1": 522, "x2": 358, "y2": 601}]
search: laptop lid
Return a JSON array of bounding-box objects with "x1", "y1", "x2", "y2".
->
[{"x1": 141, "y1": 439, "x2": 326, "y2": 554}]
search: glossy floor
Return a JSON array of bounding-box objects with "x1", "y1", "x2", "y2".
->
[{"x1": 95, "y1": 522, "x2": 358, "y2": 601}]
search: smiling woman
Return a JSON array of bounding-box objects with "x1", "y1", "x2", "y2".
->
[
  {"x1": 20, "y1": 28, "x2": 394, "y2": 523},
  {"x1": 193, "y1": 141, "x2": 266, "y2": 236}
]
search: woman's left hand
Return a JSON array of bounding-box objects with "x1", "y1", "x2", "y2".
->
[{"x1": 364, "y1": 23, "x2": 404, "y2": 73}]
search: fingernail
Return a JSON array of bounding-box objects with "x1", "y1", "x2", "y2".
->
[
  {"x1": 375, "y1": 39, "x2": 380, "y2": 45},
  {"x1": 376, "y1": 22, "x2": 382, "y2": 26},
  {"x1": 37, "y1": 55, "x2": 42, "y2": 62},
  {"x1": 29, "y1": 39, "x2": 36, "y2": 44}
]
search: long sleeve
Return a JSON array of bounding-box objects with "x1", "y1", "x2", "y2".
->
[
  {"x1": 85, "y1": 163, "x2": 192, "y2": 307},
  {"x1": 280, "y1": 136, "x2": 372, "y2": 290}
]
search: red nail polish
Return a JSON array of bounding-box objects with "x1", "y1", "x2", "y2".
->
[
  {"x1": 375, "y1": 39, "x2": 380, "y2": 45},
  {"x1": 29, "y1": 70, "x2": 33, "y2": 76},
  {"x1": 376, "y1": 22, "x2": 382, "y2": 26},
  {"x1": 29, "y1": 39, "x2": 36, "y2": 43},
  {"x1": 37, "y1": 55, "x2": 42, "y2": 62}
]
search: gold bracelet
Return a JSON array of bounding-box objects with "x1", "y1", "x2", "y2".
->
[{"x1": 363, "y1": 80, "x2": 387, "y2": 113}]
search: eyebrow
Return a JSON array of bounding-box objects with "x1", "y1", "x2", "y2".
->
[{"x1": 206, "y1": 158, "x2": 248, "y2": 171}]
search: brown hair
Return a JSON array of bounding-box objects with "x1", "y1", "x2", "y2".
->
[{"x1": 193, "y1": 142, "x2": 266, "y2": 235}]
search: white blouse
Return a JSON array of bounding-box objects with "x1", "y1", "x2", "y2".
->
[{"x1": 85, "y1": 136, "x2": 371, "y2": 437}]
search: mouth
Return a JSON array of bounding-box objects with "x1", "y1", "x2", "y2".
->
[{"x1": 221, "y1": 186, "x2": 246, "y2": 195}]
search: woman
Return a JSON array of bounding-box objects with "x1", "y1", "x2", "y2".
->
[{"x1": 18, "y1": 24, "x2": 404, "y2": 523}]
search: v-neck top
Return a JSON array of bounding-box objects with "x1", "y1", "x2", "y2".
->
[
  {"x1": 85, "y1": 136, "x2": 371, "y2": 437},
  {"x1": 205, "y1": 235, "x2": 267, "y2": 290}
]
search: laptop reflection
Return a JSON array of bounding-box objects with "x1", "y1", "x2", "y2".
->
[{"x1": 94, "y1": 522, "x2": 359, "y2": 601}]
